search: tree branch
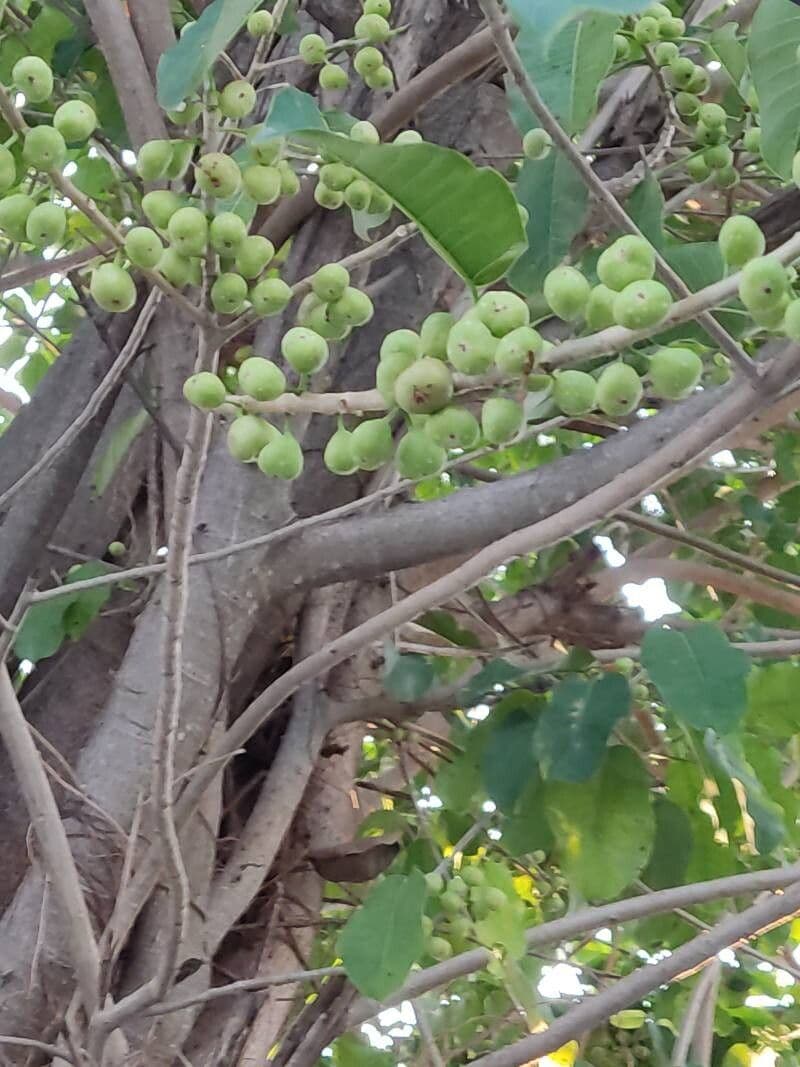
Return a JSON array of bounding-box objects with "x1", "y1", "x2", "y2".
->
[
  {"x1": 671, "y1": 961, "x2": 720, "y2": 1067},
  {"x1": 128, "y1": 0, "x2": 176, "y2": 81}
]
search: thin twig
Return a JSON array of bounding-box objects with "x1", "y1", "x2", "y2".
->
[
  {"x1": 144, "y1": 966, "x2": 344, "y2": 1017},
  {"x1": 0, "y1": 1036, "x2": 75, "y2": 1062},
  {"x1": 671, "y1": 961, "x2": 719, "y2": 1067},
  {"x1": 415, "y1": 999, "x2": 446, "y2": 1067}
]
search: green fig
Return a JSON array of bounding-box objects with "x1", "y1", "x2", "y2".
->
[
  {"x1": 250, "y1": 277, "x2": 292, "y2": 317},
  {"x1": 354, "y1": 13, "x2": 391, "y2": 43},
  {"x1": 420, "y1": 311, "x2": 454, "y2": 359},
  {"x1": 394, "y1": 129, "x2": 423, "y2": 145},
  {"x1": 312, "y1": 262, "x2": 350, "y2": 302},
  {"x1": 248, "y1": 136, "x2": 283, "y2": 165},
  {"x1": 196, "y1": 152, "x2": 241, "y2": 198},
  {"x1": 743, "y1": 127, "x2": 762, "y2": 154},
  {"x1": 428, "y1": 936, "x2": 453, "y2": 961},
  {"x1": 351, "y1": 417, "x2": 395, "y2": 469},
  {"x1": 320, "y1": 63, "x2": 349, "y2": 90},
  {"x1": 209, "y1": 211, "x2": 248, "y2": 255},
  {"x1": 394, "y1": 357, "x2": 454, "y2": 414},
  {"x1": 380, "y1": 328, "x2": 422, "y2": 362},
  {"x1": 23, "y1": 126, "x2": 66, "y2": 170},
  {"x1": 648, "y1": 346, "x2": 703, "y2": 399},
  {"x1": 543, "y1": 265, "x2": 590, "y2": 321},
  {"x1": 219, "y1": 80, "x2": 257, "y2": 119},
  {"x1": 53, "y1": 100, "x2": 96, "y2": 143},
  {"x1": 157, "y1": 246, "x2": 194, "y2": 287},
  {"x1": 354, "y1": 46, "x2": 383, "y2": 76},
  {"x1": 277, "y1": 159, "x2": 300, "y2": 197},
  {"x1": 597, "y1": 235, "x2": 656, "y2": 292},
  {"x1": 446, "y1": 318, "x2": 496, "y2": 375},
  {"x1": 784, "y1": 298, "x2": 800, "y2": 341},
  {"x1": 553, "y1": 370, "x2": 597, "y2": 415},
  {"x1": 395, "y1": 430, "x2": 446, "y2": 478},
  {"x1": 324, "y1": 424, "x2": 359, "y2": 474},
  {"x1": 238, "y1": 356, "x2": 286, "y2": 400},
  {"x1": 90, "y1": 263, "x2": 136, "y2": 313},
  {"x1": 319, "y1": 163, "x2": 354, "y2": 191},
  {"x1": 522, "y1": 128, "x2": 552, "y2": 161},
  {"x1": 211, "y1": 272, "x2": 248, "y2": 315},
  {"x1": 299, "y1": 33, "x2": 327, "y2": 64},
  {"x1": 344, "y1": 179, "x2": 372, "y2": 211},
  {"x1": 475, "y1": 290, "x2": 530, "y2": 337},
  {"x1": 315, "y1": 183, "x2": 344, "y2": 210},
  {"x1": 142, "y1": 190, "x2": 181, "y2": 230},
  {"x1": 183, "y1": 371, "x2": 226, "y2": 409},
  {"x1": 247, "y1": 9, "x2": 274, "y2": 35},
  {"x1": 739, "y1": 256, "x2": 789, "y2": 313},
  {"x1": 595, "y1": 362, "x2": 643, "y2": 416},
  {"x1": 257, "y1": 431, "x2": 304, "y2": 479},
  {"x1": 350, "y1": 120, "x2": 380, "y2": 144},
  {"x1": 494, "y1": 325, "x2": 542, "y2": 375},
  {"x1": 125, "y1": 226, "x2": 163, "y2": 269},
  {"x1": 305, "y1": 304, "x2": 351, "y2": 341},
  {"x1": 12, "y1": 56, "x2": 53, "y2": 102},
  {"x1": 365, "y1": 65, "x2": 394, "y2": 91},
  {"x1": 328, "y1": 286, "x2": 374, "y2": 326},
  {"x1": 481, "y1": 397, "x2": 523, "y2": 445},
  {"x1": 585, "y1": 285, "x2": 617, "y2": 332},
  {"x1": 167, "y1": 205, "x2": 208, "y2": 256},
  {"x1": 425, "y1": 405, "x2": 480, "y2": 449},
  {"x1": 25, "y1": 202, "x2": 66, "y2": 247},
  {"x1": 281, "y1": 326, "x2": 329, "y2": 373},
  {"x1": 0, "y1": 147, "x2": 16, "y2": 194},
  {"x1": 242, "y1": 164, "x2": 282, "y2": 204},
  {"x1": 227, "y1": 414, "x2": 276, "y2": 460},
  {"x1": 235, "y1": 234, "x2": 275, "y2": 279},
  {"x1": 718, "y1": 215, "x2": 766, "y2": 269},
  {"x1": 612, "y1": 280, "x2": 672, "y2": 329},
  {"x1": 137, "y1": 139, "x2": 172, "y2": 181},
  {"x1": 376, "y1": 350, "x2": 416, "y2": 404}
]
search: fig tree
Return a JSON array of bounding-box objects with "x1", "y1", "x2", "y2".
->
[
  {"x1": 394, "y1": 357, "x2": 453, "y2": 413},
  {"x1": 553, "y1": 370, "x2": 597, "y2": 415},
  {"x1": 183, "y1": 371, "x2": 226, "y2": 410},
  {"x1": 91, "y1": 263, "x2": 136, "y2": 313},
  {"x1": 395, "y1": 430, "x2": 446, "y2": 478},
  {"x1": 238, "y1": 356, "x2": 286, "y2": 400},
  {"x1": 281, "y1": 326, "x2": 329, "y2": 373},
  {"x1": 649, "y1": 346, "x2": 703, "y2": 399},
  {"x1": 595, "y1": 362, "x2": 643, "y2": 416},
  {"x1": 257, "y1": 432, "x2": 304, "y2": 479},
  {"x1": 481, "y1": 396, "x2": 523, "y2": 444},
  {"x1": 543, "y1": 265, "x2": 590, "y2": 321},
  {"x1": 351, "y1": 417, "x2": 394, "y2": 469}
]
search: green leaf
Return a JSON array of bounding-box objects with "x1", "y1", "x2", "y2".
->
[
  {"x1": 545, "y1": 746, "x2": 655, "y2": 900},
  {"x1": 14, "y1": 561, "x2": 112, "y2": 663},
  {"x1": 156, "y1": 0, "x2": 259, "y2": 109},
  {"x1": 705, "y1": 730, "x2": 785, "y2": 854},
  {"x1": 482, "y1": 708, "x2": 539, "y2": 811},
  {"x1": 417, "y1": 610, "x2": 480, "y2": 649},
  {"x1": 474, "y1": 897, "x2": 527, "y2": 959},
  {"x1": 709, "y1": 23, "x2": 747, "y2": 87},
  {"x1": 382, "y1": 646, "x2": 435, "y2": 703},
  {"x1": 627, "y1": 175, "x2": 666, "y2": 249},
  {"x1": 641, "y1": 624, "x2": 751, "y2": 733},
  {"x1": 748, "y1": 0, "x2": 800, "y2": 178},
  {"x1": 459, "y1": 658, "x2": 527, "y2": 706},
  {"x1": 297, "y1": 130, "x2": 526, "y2": 287},
  {"x1": 332, "y1": 1035, "x2": 393, "y2": 1067},
  {"x1": 508, "y1": 155, "x2": 588, "y2": 296},
  {"x1": 72, "y1": 157, "x2": 116, "y2": 200},
  {"x1": 642, "y1": 797, "x2": 692, "y2": 890},
  {"x1": 535, "y1": 672, "x2": 630, "y2": 782},
  {"x1": 254, "y1": 85, "x2": 328, "y2": 143},
  {"x1": 92, "y1": 408, "x2": 150, "y2": 497},
  {"x1": 18, "y1": 351, "x2": 50, "y2": 395},
  {"x1": 746, "y1": 662, "x2": 800, "y2": 738},
  {"x1": 508, "y1": 0, "x2": 644, "y2": 37},
  {"x1": 502, "y1": 774, "x2": 554, "y2": 856},
  {"x1": 338, "y1": 871, "x2": 426, "y2": 1000}
]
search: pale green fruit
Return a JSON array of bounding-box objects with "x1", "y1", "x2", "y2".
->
[
  {"x1": 281, "y1": 326, "x2": 329, "y2": 373},
  {"x1": 351, "y1": 417, "x2": 394, "y2": 469},
  {"x1": 91, "y1": 263, "x2": 136, "y2": 313},
  {"x1": 614, "y1": 34, "x2": 630, "y2": 61},
  {"x1": 183, "y1": 371, "x2": 226, "y2": 410},
  {"x1": 394, "y1": 357, "x2": 454, "y2": 414},
  {"x1": 227, "y1": 414, "x2": 275, "y2": 460},
  {"x1": 380, "y1": 328, "x2": 421, "y2": 362},
  {"x1": 751, "y1": 292, "x2": 791, "y2": 330},
  {"x1": 142, "y1": 190, "x2": 181, "y2": 230},
  {"x1": 543, "y1": 265, "x2": 590, "y2": 321},
  {"x1": 394, "y1": 129, "x2": 423, "y2": 145},
  {"x1": 793, "y1": 151, "x2": 800, "y2": 190},
  {"x1": 297, "y1": 291, "x2": 324, "y2": 326},
  {"x1": 783, "y1": 299, "x2": 800, "y2": 341},
  {"x1": 743, "y1": 126, "x2": 762, "y2": 154},
  {"x1": 376, "y1": 350, "x2": 416, "y2": 404},
  {"x1": 209, "y1": 212, "x2": 248, "y2": 255},
  {"x1": 238, "y1": 356, "x2": 286, "y2": 400},
  {"x1": 425, "y1": 406, "x2": 480, "y2": 449},
  {"x1": 277, "y1": 159, "x2": 300, "y2": 196},
  {"x1": 235, "y1": 235, "x2": 275, "y2": 278},
  {"x1": 522, "y1": 128, "x2": 552, "y2": 161},
  {"x1": 596, "y1": 362, "x2": 643, "y2": 416},
  {"x1": 12, "y1": 56, "x2": 53, "y2": 102},
  {"x1": 167, "y1": 205, "x2": 208, "y2": 256},
  {"x1": 299, "y1": 33, "x2": 327, "y2": 64},
  {"x1": 698, "y1": 102, "x2": 726, "y2": 128},
  {"x1": 355, "y1": 12, "x2": 391, "y2": 42},
  {"x1": 25, "y1": 202, "x2": 66, "y2": 247},
  {"x1": 166, "y1": 140, "x2": 194, "y2": 181},
  {"x1": 324, "y1": 425, "x2": 359, "y2": 474},
  {"x1": 649, "y1": 346, "x2": 703, "y2": 399},
  {"x1": 553, "y1": 370, "x2": 596, "y2": 415},
  {"x1": 395, "y1": 430, "x2": 446, "y2": 478},
  {"x1": 250, "y1": 277, "x2": 292, "y2": 316},
  {"x1": 157, "y1": 247, "x2": 194, "y2": 287},
  {"x1": 686, "y1": 65, "x2": 710, "y2": 94},
  {"x1": 713, "y1": 164, "x2": 739, "y2": 190},
  {"x1": 428, "y1": 936, "x2": 453, "y2": 961},
  {"x1": 320, "y1": 63, "x2": 349, "y2": 90},
  {"x1": 420, "y1": 311, "x2": 454, "y2": 359},
  {"x1": 354, "y1": 46, "x2": 383, "y2": 76},
  {"x1": 685, "y1": 154, "x2": 711, "y2": 181},
  {"x1": 344, "y1": 179, "x2": 371, "y2": 211},
  {"x1": 481, "y1": 396, "x2": 523, "y2": 444},
  {"x1": 597, "y1": 235, "x2": 656, "y2": 292},
  {"x1": 612, "y1": 280, "x2": 672, "y2": 329},
  {"x1": 633, "y1": 15, "x2": 659, "y2": 44},
  {"x1": 0, "y1": 147, "x2": 16, "y2": 194},
  {"x1": 305, "y1": 303, "x2": 351, "y2": 341},
  {"x1": 196, "y1": 152, "x2": 242, "y2": 198},
  {"x1": 257, "y1": 432, "x2": 304, "y2": 479},
  {"x1": 233, "y1": 344, "x2": 254, "y2": 365},
  {"x1": 718, "y1": 215, "x2": 765, "y2": 269},
  {"x1": 368, "y1": 186, "x2": 392, "y2": 214},
  {"x1": 23, "y1": 126, "x2": 66, "y2": 170},
  {"x1": 695, "y1": 121, "x2": 725, "y2": 147},
  {"x1": 350, "y1": 119, "x2": 380, "y2": 144},
  {"x1": 654, "y1": 41, "x2": 679, "y2": 66},
  {"x1": 675, "y1": 92, "x2": 700, "y2": 118},
  {"x1": 53, "y1": 100, "x2": 96, "y2": 143},
  {"x1": 219, "y1": 80, "x2": 257, "y2": 119},
  {"x1": 365, "y1": 0, "x2": 391, "y2": 13},
  {"x1": 704, "y1": 143, "x2": 733, "y2": 170},
  {"x1": 167, "y1": 101, "x2": 202, "y2": 126},
  {"x1": 137, "y1": 139, "x2": 172, "y2": 180},
  {"x1": 125, "y1": 226, "x2": 163, "y2": 269},
  {"x1": 461, "y1": 866, "x2": 485, "y2": 887},
  {"x1": 660, "y1": 15, "x2": 685, "y2": 39},
  {"x1": 475, "y1": 290, "x2": 530, "y2": 337},
  {"x1": 739, "y1": 256, "x2": 788, "y2": 313},
  {"x1": 211, "y1": 272, "x2": 248, "y2": 314},
  {"x1": 247, "y1": 9, "x2": 274, "y2": 35},
  {"x1": 670, "y1": 55, "x2": 696, "y2": 88},
  {"x1": 365, "y1": 65, "x2": 394, "y2": 91},
  {"x1": 328, "y1": 286, "x2": 374, "y2": 326},
  {"x1": 248, "y1": 136, "x2": 283, "y2": 165},
  {"x1": 425, "y1": 871, "x2": 444, "y2": 894},
  {"x1": 243, "y1": 164, "x2": 282, "y2": 204},
  {"x1": 318, "y1": 163, "x2": 355, "y2": 191},
  {"x1": 449, "y1": 875, "x2": 468, "y2": 897},
  {"x1": 107, "y1": 541, "x2": 126, "y2": 558},
  {"x1": 446, "y1": 318, "x2": 496, "y2": 375},
  {"x1": 494, "y1": 325, "x2": 542, "y2": 375},
  {"x1": 315, "y1": 183, "x2": 344, "y2": 210},
  {"x1": 585, "y1": 284, "x2": 617, "y2": 332},
  {"x1": 312, "y1": 263, "x2": 350, "y2": 301}
]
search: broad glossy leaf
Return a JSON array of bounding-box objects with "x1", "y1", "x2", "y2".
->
[
  {"x1": 705, "y1": 730, "x2": 785, "y2": 853},
  {"x1": 710, "y1": 23, "x2": 747, "y2": 87},
  {"x1": 15, "y1": 561, "x2": 112, "y2": 662},
  {"x1": 502, "y1": 774, "x2": 554, "y2": 856},
  {"x1": 748, "y1": 0, "x2": 800, "y2": 178},
  {"x1": 435, "y1": 729, "x2": 488, "y2": 813},
  {"x1": 535, "y1": 672, "x2": 630, "y2": 782},
  {"x1": 382, "y1": 646, "x2": 434, "y2": 703},
  {"x1": 545, "y1": 746, "x2": 654, "y2": 900},
  {"x1": 508, "y1": 0, "x2": 644, "y2": 37},
  {"x1": 642, "y1": 797, "x2": 692, "y2": 890},
  {"x1": 481, "y1": 707, "x2": 539, "y2": 811},
  {"x1": 641, "y1": 624, "x2": 751, "y2": 733},
  {"x1": 417, "y1": 610, "x2": 480, "y2": 649},
  {"x1": 254, "y1": 85, "x2": 328, "y2": 143},
  {"x1": 338, "y1": 871, "x2": 426, "y2": 1000}
]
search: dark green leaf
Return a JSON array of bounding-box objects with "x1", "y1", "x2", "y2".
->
[
  {"x1": 72, "y1": 157, "x2": 116, "y2": 200},
  {"x1": 338, "y1": 871, "x2": 426, "y2": 1000},
  {"x1": 417, "y1": 610, "x2": 481, "y2": 649},
  {"x1": 507, "y1": 0, "x2": 644, "y2": 37},
  {"x1": 502, "y1": 774, "x2": 554, "y2": 855},
  {"x1": 747, "y1": 662, "x2": 800, "y2": 737},
  {"x1": 383, "y1": 646, "x2": 434, "y2": 703},
  {"x1": 474, "y1": 897, "x2": 527, "y2": 958},
  {"x1": 709, "y1": 23, "x2": 747, "y2": 86},
  {"x1": 435, "y1": 729, "x2": 488, "y2": 813},
  {"x1": 459, "y1": 659, "x2": 527, "y2": 706},
  {"x1": 92, "y1": 408, "x2": 150, "y2": 497},
  {"x1": 641, "y1": 624, "x2": 751, "y2": 733},
  {"x1": 18, "y1": 351, "x2": 50, "y2": 394},
  {"x1": 332, "y1": 1035, "x2": 393, "y2": 1067},
  {"x1": 254, "y1": 85, "x2": 328, "y2": 143},
  {"x1": 14, "y1": 601, "x2": 69, "y2": 662},
  {"x1": 705, "y1": 730, "x2": 785, "y2": 853},
  {"x1": 642, "y1": 798, "x2": 692, "y2": 890},
  {"x1": 482, "y1": 708, "x2": 539, "y2": 811},
  {"x1": 627, "y1": 175, "x2": 666, "y2": 249},
  {"x1": 748, "y1": 0, "x2": 800, "y2": 178},
  {"x1": 536, "y1": 673, "x2": 630, "y2": 782}
]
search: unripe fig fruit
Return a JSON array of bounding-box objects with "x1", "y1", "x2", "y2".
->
[
  {"x1": 367, "y1": 187, "x2": 392, "y2": 215},
  {"x1": 746, "y1": 85, "x2": 760, "y2": 112},
  {"x1": 314, "y1": 183, "x2": 344, "y2": 210},
  {"x1": 137, "y1": 139, "x2": 172, "y2": 180},
  {"x1": 142, "y1": 190, "x2": 181, "y2": 230},
  {"x1": 169, "y1": 141, "x2": 197, "y2": 182},
  {"x1": 421, "y1": 915, "x2": 434, "y2": 938},
  {"x1": 320, "y1": 63, "x2": 349, "y2": 90},
  {"x1": 425, "y1": 871, "x2": 444, "y2": 894},
  {"x1": 699, "y1": 101, "x2": 726, "y2": 128},
  {"x1": 12, "y1": 56, "x2": 53, "y2": 102},
  {"x1": 380, "y1": 328, "x2": 421, "y2": 362},
  {"x1": 227, "y1": 414, "x2": 275, "y2": 460},
  {"x1": 312, "y1": 262, "x2": 350, "y2": 301},
  {"x1": 494, "y1": 325, "x2": 542, "y2": 375},
  {"x1": 242, "y1": 164, "x2": 282, "y2": 204},
  {"x1": 328, "y1": 286, "x2": 374, "y2": 326},
  {"x1": 344, "y1": 179, "x2": 372, "y2": 211},
  {"x1": 654, "y1": 41, "x2": 679, "y2": 66},
  {"x1": 661, "y1": 15, "x2": 685, "y2": 39},
  {"x1": 395, "y1": 430, "x2": 446, "y2": 479},
  {"x1": 751, "y1": 293, "x2": 790, "y2": 330},
  {"x1": 739, "y1": 255, "x2": 788, "y2": 312},
  {"x1": 219, "y1": 80, "x2": 257, "y2": 119},
  {"x1": 713, "y1": 164, "x2": 739, "y2": 190},
  {"x1": 674, "y1": 92, "x2": 700, "y2": 118},
  {"x1": 649, "y1": 346, "x2": 703, "y2": 399},
  {"x1": 91, "y1": 263, "x2": 136, "y2": 313},
  {"x1": 376, "y1": 350, "x2": 416, "y2": 403},
  {"x1": 350, "y1": 119, "x2": 380, "y2": 144},
  {"x1": 428, "y1": 936, "x2": 453, "y2": 961},
  {"x1": 209, "y1": 211, "x2": 248, "y2": 255},
  {"x1": 685, "y1": 154, "x2": 711, "y2": 181},
  {"x1": 585, "y1": 284, "x2": 617, "y2": 332},
  {"x1": 238, "y1": 356, "x2": 286, "y2": 400},
  {"x1": 167, "y1": 101, "x2": 202, "y2": 126},
  {"x1": 0, "y1": 193, "x2": 34, "y2": 241},
  {"x1": 277, "y1": 159, "x2": 300, "y2": 197},
  {"x1": 686, "y1": 65, "x2": 709, "y2": 94},
  {"x1": 476, "y1": 886, "x2": 507, "y2": 911},
  {"x1": 543, "y1": 265, "x2": 590, "y2": 321},
  {"x1": 612, "y1": 280, "x2": 672, "y2": 329},
  {"x1": 305, "y1": 304, "x2": 351, "y2": 341},
  {"x1": 211, "y1": 272, "x2": 248, "y2": 315},
  {"x1": 553, "y1": 369, "x2": 597, "y2": 415},
  {"x1": 235, "y1": 234, "x2": 275, "y2": 278},
  {"x1": 324, "y1": 425, "x2": 359, "y2": 474},
  {"x1": 281, "y1": 326, "x2": 329, "y2": 373},
  {"x1": 297, "y1": 291, "x2": 324, "y2": 326},
  {"x1": 522, "y1": 128, "x2": 553, "y2": 161},
  {"x1": 250, "y1": 277, "x2": 292, "y2": 317},
  {"x1": 354, "y1": 45, "x2": 383, "y2": 76},
  {"x1": 425, "y1": 405, "x2": 480, "y2": 449},
  {"x1": 741, "y1": 126, "x2": 761, "y2": 155},
  {"x1": 125, "y1": 226, "x2": 163, "y2": 269},
  {"x1": 783, "y1": 299, "x2": 800, "y2": 341},
  {"x1": 257, "y1": 432, "x2": 304, "y2": 479},
  {"x1": 168, "y1": 205, "x2": 208, "y2": 256},
  {"x1": 183, "y1": 371, "x2": 226, "y2": 410},
  {"x1": 718, "y1": 215, "x2": 765, "y2": 269},
  {"x1": 355, "y1": 13, "x2": 391, "y2": 42},
  {"x1": 248, "y1": 136, "x2": 283, "y2": 165},
  {"x1": 395, "y1": 130, "x2": 423, "y2": 145},
  {"x1": 53, "y1": 100, "x2": 96, "y2": 142},
  {"x1": 476, "y1": 290, "x2": 530, "y2": 337},
  {"x1": 247, "y1": 9, "x2": 274, "y2": 35},
  {"x1": 299, "y1": 33, "x2": 327, "y2": 64},
  {"x1": 461, "y1": 866, "x2": 485, "y2": 887},
  {"x1": 366, "y1": 64, "x2": 395, "y2": 91},
  {"x1": 318, "y1": 163, "x2": 355, "y2": 191},
  {"x1": 394, "y1": 357, "x2": 454, "y2": 413},
  {"x1": 0, "y1": 147, "x2": 15, "y2": 194},
  {"x1": 704, "y1": 143, "x2": 733, "y2": 170},
  {"x1": 614, "y1": 34, "x2": 630, "y2": 61},
  {"x1": 633, "y1": 15, "x2": 660, "y2": 44},
  {"x1": 694, "y1": 121, "x2": 725, "y2": 147},
  {"x1": 595, "y1": 362, "x2": 643, "y2": 416},
  {"x1": 23, "y1": 126, "x2": 66, "y2": 170},
  {"x1": 25, "y1": 202, "x2": 66, "y2": 247},
  {"x1": 420, "y1": 311, "x2": 454, "y2": 359},
  {"x1": 597, "y1": 235, "x2": 655, "y2": 292},
  {"x1": 196, "y1": 152, "x2": 242, "y2": 198},
  {"x1": 446, "y1": 318, "x2": 496, "y2": 374},
  {"x1": 449, "y1": 875, "x2": 468, "y2": 898},
  {"x1": 108, "y1": 541, "x2": 126, "y2": 558},
  {"x1": 481, "y1": 396, "x2": 523, "y2": 444},
  {"x1": 233, "y1": 345, "x2": 254, "y2": 365},
  {"x1": 157, "y1": 247, "x2": 194, "y2": 287},
  {"x1": 351, "y1": 417, "x2": 394, "y2": 469},
  {"x1": 670, "y1": 55, "x2": 695, "y2": 88},
  {"x1": 365, "y1": 0, "x2": 391, "y2": 14}
]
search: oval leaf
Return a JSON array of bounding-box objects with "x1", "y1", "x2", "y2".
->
[
  {"x1": 748, "y1": 0, "x2": 800, "y2": 179},
  {"x1": 508, "y1": 0, "x2": 644, "y2": 37},
  {"x1": 536, "y1": 672, "x2": 631, "y2": 782}
]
